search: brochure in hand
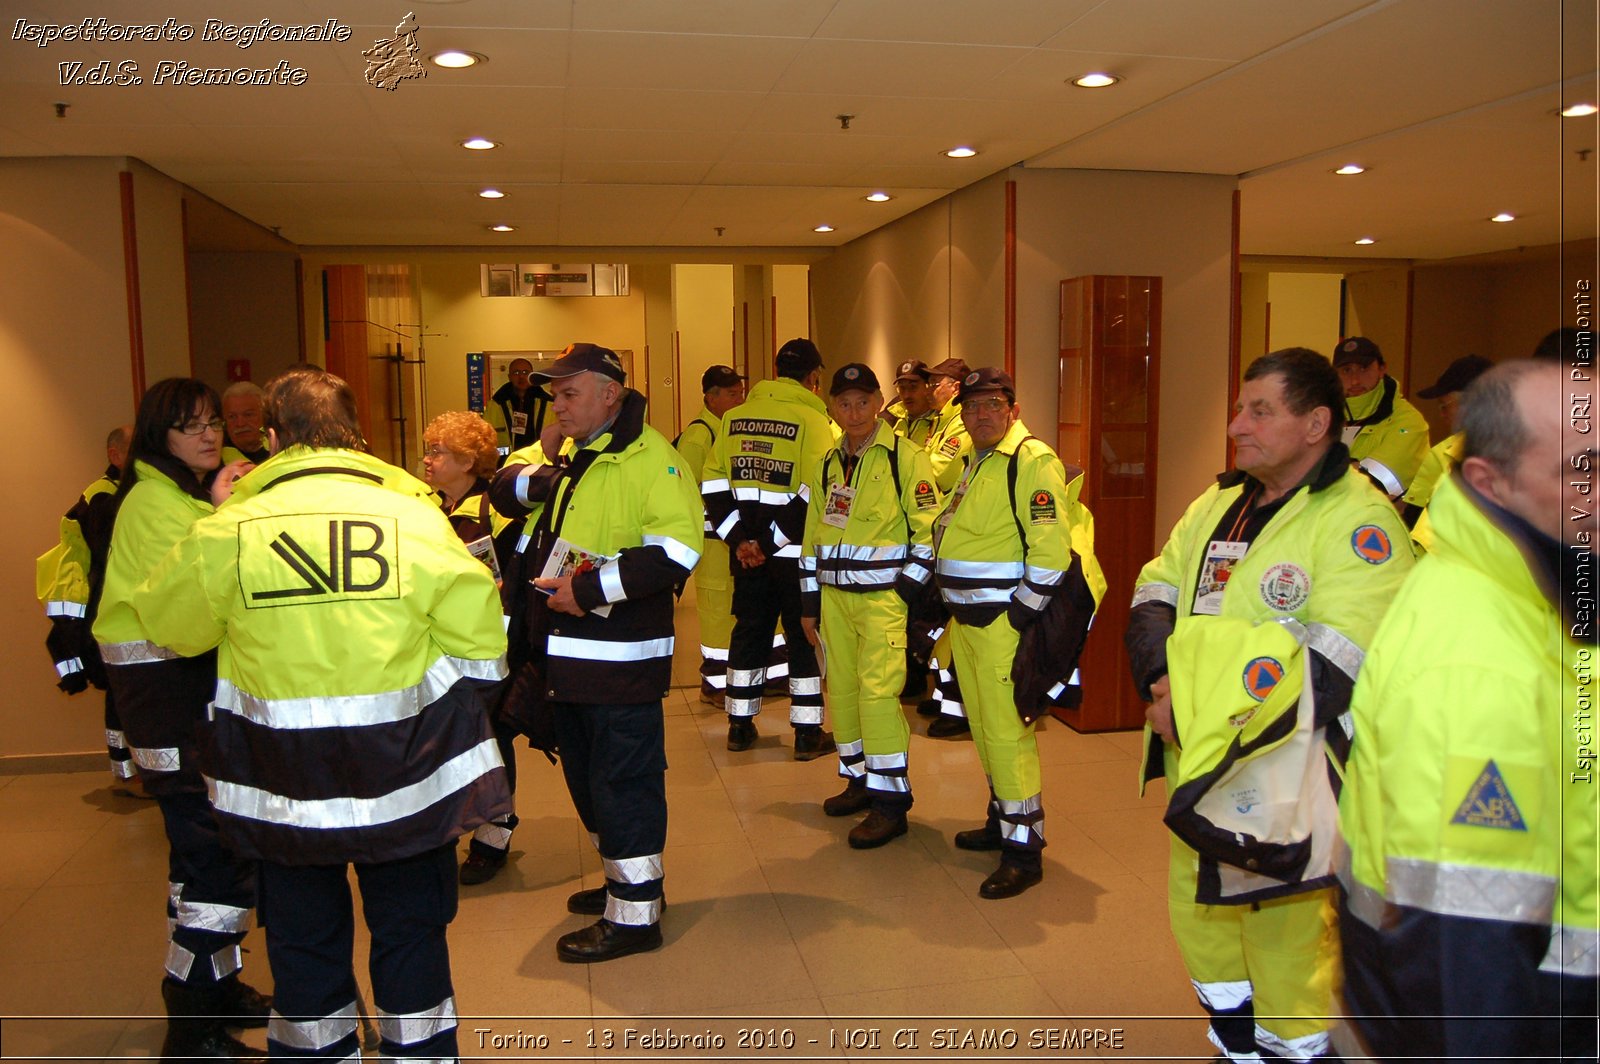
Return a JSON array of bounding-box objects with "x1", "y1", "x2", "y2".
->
[{"x1": 537, "y1": 536, "x2": 615, "y2": 618}]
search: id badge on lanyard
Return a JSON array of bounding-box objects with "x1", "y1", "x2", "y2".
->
[
  {"x1": 1193, "y1": 539, "x2": 1247, "y2": 616},
  {"x1": 511, "y1": 411, "x2": 529, "y2": 436},
  {"x1": 822, "y1": 483, "x2": 856, "y2": 529}
]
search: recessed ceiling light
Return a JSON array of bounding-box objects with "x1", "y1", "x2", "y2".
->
[
  {"x1": 478, "y1": 188, "x2": 505, "y2": 199},
  {"x1": 1354, "y1": 237, "x2": 1376, "y2": 245},
  {"x1": 865, "y1": 192, "x2": 892, "y2": 203},
  {"x1": 944, "y1": 146, "x2": 978, "y2": 159},
  {"x1": 461, "y1": 137, "x2": 497, "y2": 150},
  {"x1": 1490, "y1": 212, "x2": 1516, "y2": 223},
  {"x1": 430, "y1": 50, "x2": 484, "y2": 68},
  {"x1": 1070, "y1": 72, "x2": 1120, "y2": 88},
  {"x1": 489, "y1": 224, "x2": 515, "y2": 232},
  {"x1": 1561, "y1": 102, "x2": 1598, "y2": 117},
  {"x1": 813, "y1": 224, "x2": 835, "y2": 233},
  {"x1": 1333, "y1": 164, "x2": 1366, "y2": 176}
]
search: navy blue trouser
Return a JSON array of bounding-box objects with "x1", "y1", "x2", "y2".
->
[
  {"x1": 259, "y1": 843, "x2": 458, "y2": 1059},
  {"x1": 157, "y1": 792, "x2": 256, "y2": 986}
]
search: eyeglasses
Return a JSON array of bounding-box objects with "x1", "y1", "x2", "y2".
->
[
  {"x1": 173, "y1": 418, "x2": 225, "y2": 436},
  {"x1": 962, "y1": 397, "x2": 1011, "y2": 415},
  {"x1": 423, "y1": 446, "x2": 455, "y2": 460}
]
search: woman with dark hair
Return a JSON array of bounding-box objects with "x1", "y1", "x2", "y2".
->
[{"x1": 94, "y1": 377, "x2": 269, "y2": 1062}]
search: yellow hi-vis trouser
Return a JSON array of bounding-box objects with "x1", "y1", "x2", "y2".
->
[
  {"x1": 929, "y1": 627, "x2": 966, "y2": 720},
  {"x1": 695, "y1": 539, "x2": 734, "y2": 691},
  {"x1": 820, "y1": 586, "x2": 910, "y2": 809},
  {"x1": 1166, "y1": 829, "x2": 1339, "y2": 1062},
  {"x1": 949, "y1": 614, "x2": 1043, "y2": 851}
]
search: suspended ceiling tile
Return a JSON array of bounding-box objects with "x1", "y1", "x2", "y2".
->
[
  {"x1": 568, "y1": 0, "x2": 835, "y2": 36},
  {"x1": 1039, "y1": 0, "x2": 1380, "y2": 62},
  {"x1": 565, "y1": 31, "x2": 803, "y2": 93},
  {"x1": 772, "y1": 38, "x2": 1029, "y2": 97},
  {"x1": 814, "y1": 0, "x2": 1099, "y2": 47},
  {"x1": 561, "y1": 87, "x2": 766, "y2": 134}
]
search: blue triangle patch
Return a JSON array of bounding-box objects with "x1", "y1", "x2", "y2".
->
[{"x1": 1450, "y1": 760, "x2": 1527, "y2": 831}]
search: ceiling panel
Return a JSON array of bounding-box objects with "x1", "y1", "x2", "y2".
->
[
  {"x1": 1040, "y1": 0, "x2": 1379, "y2": 61},
  {"x1": 814, "y1": 0, "x2": 1099, "y2": 48}
]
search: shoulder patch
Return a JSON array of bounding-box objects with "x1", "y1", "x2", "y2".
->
[
  {"x1": 1242, "y1": 656, "x2": 1284, "y2": 702},
  {"x1": 939, "y1": 434, "x2": 963, "y2": 455},
  {"x1": 1350, "y1": 524, "x2": 1393, "y2": 564},
  {"x1": 913, "y1": 479, "x2": 938, "y2": 509},
  {"x1": 1450, "y1": 760, "x2": 1527, "y2": 831},
  {"x1": 1259, "y1": 563, "x2": 1311, "y2": 612},
  {"x1": 1028, "y1": 489, "x2": 1057, "y2": 524}
]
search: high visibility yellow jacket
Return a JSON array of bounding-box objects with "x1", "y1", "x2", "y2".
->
[
  {"x1": 492, "y1": 389, "x2": 704, "y2": 703},
  {"x1": 37, "y1": 467, "x2": 121, "y2": 688},
  {"x1": 675, "y1": 406, "x2": 731, "y2": 591},
  {"x1": 1342, "y1": 376, "x2": 1430, "y2": 499},
  {"x1": 92, "y1": 458, "x2": 219, "y2": 794},
  {"x1": 702, "y1": 376, "x2": 836, "y2": 561},
  {"x1": 129, "y1": 445, "x2": 511, "y2": 865},
  {"x1": 799, "y1": 420, "x2": 941, "y2": 611},
  {"x1": 894, "y1": 404, "x2": 938, "y2": 450},
  {"x1": 1401, "y1": 431, "x2": 1464, "y2": 554},
  {"x1": 925, "y1": 400, "x2": 970, "y2": 493},
  {"x1": 1339, "y1": 473, "x2": 1596, "y2": 1057}
]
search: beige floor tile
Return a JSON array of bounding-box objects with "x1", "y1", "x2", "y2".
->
[
  {"x1": 1070, "y1": 806, "x2": 1172, "y2": 877},
  {"x1": 1051, "y1": 758, "x2": 1168, "y2": 815},
  {"x1": 822, "y1": 971, "x2": 1060, "y2": 1017},
  {"x1": 1098, "y1": 728, "x2": 1151, "y2": 759},
  {"x1": 447, "y1": 925, "x2": 593, "y2": 1016},
  {"x1": 1034, "y1": 720, "x2": 1135, "y2": 767},
  {"x1": 977, "y1": 871, "x2": 1175, "y2": 975},
  {"x1": 662, "y1": 788, "x2": 752, "y2": 849},
  {"x1": 47, "y1": 815, "x2": 173, "y2": 886},
  {"x1": 0, "y1": 828, "x2": 97, "y2": 889},
  {"x1": 778, "y1": 889, "x2": 1023, "y2": 992},
  {"x1": 7, "y1": 1016, "x2": 136, "y2": 1062},
  {"x1": 654, "y1": 838, "x2": 772, "y2": 912},
  {"x1": 722, "y1": 779, "x2": 848, "y2": 842},
  {"x1": 589, "y1": 897, "x2": 818, "y2": 1014},
  {"x1": 753, "y1": 827, "x2": 965, "y2": 904},
  {"x1": 0, "y1": 880, "x2": 167, "y2": 970},
  {"x1": 454, "y1": 850, "x2": 585, "y2": 932},
  {"x1": 0, "y1": 885, "x2": 37, "y2": 927},
  {"x1": 663, "y1": 744, "x2": 724, "y2": 790}
]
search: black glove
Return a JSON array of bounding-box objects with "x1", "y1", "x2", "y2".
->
[{"x1": 45, "y1": 616, "x2": 92, "y2": 695}]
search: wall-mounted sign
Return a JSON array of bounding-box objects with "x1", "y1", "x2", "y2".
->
[{"x1": 479, "y1": 263, "x2": 629, "y2": 298}]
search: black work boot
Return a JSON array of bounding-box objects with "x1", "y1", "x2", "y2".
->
[
  {"x1": 160, "y1": 979, "x2": 264, "y2": 1063},
  {"x1": 822, "y1": 777, "x2": 871, "y2": 817},
  {"x1": 556, "y1": 919, "x2": 663, "y2": 963},
  {"x1": 848, "y1": 807, "x2": 909, "y2": 849},
  {"x1": 953, "y1": 820, "x2": 1003, "y2": 851},
  {"x1": 792, "y1": 725, "x2": 836, "y2": 762},
  {"x1": 927, "y1": 714, "x2": 971, "y2": 738},
  {"x1": 215, "y1": 974, "x2": 271, "y2": 1029},
  {"x1": 727, "y1": 716, "x2": 757, "y2": 751},
  {"x1": 979, "y1": 848, "x2": 1043, "y2": 899}
]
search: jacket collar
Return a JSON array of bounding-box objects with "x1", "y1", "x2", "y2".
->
[
  {"x1": 1216, "y1": 441, "x2": 1351, "y2": 496},
  {"x1": 576, "y1": 388, "x2": 649, "y2": 460},
  {"x1": 1436, "y1": 471, "x2": 1574, "y2": 627},
  {"x1": 748, "y1": 376, "x2": 828, "y2": 416},
  {"x1": 1345, "y1": 375, "x2": 1398, "y2": 427},
  {"x1": 231, "y1": 446, "x2": 433, "y2": 503},
  {"x1": 131, "y1": 455, "x2": 210, "y2": 503}
]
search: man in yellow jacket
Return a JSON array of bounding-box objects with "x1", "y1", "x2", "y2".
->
[
  {"x1": 132, "y1": 367, "x2": 511, "y2": 1061},
  {"x1": 1340, "y1": 359, "x2": 1595, "y2": 1061},
  {"x1": 799, "y1": 364, "x2": 941, "y2": 848},
  {"x1": 1126, "y1": 348, "x2": 1413, "y2": 1062},
  {"x1": 934, "y1": 367, "x2": 1101, "y2": 899},
  {"x1": 1333, "y1": 337, "x2": 1430, "y2": 502}
]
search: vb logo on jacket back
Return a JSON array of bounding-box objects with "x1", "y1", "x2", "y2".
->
[{"x1": 240, "y1": 515, "x2": 400, "y2": 607}]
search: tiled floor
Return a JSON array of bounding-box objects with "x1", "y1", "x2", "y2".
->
[{"x1": 0, "y1": 600, "x2": 1213, "y2": 1061}]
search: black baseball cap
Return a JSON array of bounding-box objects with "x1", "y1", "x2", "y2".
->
[
  {"x1": 702, "y1": 365, "x2": 745, "y2": 391},
  {"x1": 929, "y1": 357, "x2": 970, "y2": 381},
  {"x1": 1332, "y1": 337, "x2": 1383, "y2": 368},
  {"x1": 1417, "y1": 354, "x2": 1493, "y2": 399},
  {"x1": 958, "y1": 367, "x2": 1015, "y2": 403},
  {"x1": 775, "y1": 337, "x2": 823, "y2": 378},
  {"x1": 829, "y1": 363, "x2": 881, "y2": 396},
  {"x1": 894, "y1": 359, "x2": 932, "y2": 383},
  {"x1": 536, "y1": 342, "x2": 626, "y2": 384}
]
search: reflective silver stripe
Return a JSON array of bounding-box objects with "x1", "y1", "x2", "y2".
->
[
  {"x1": 605, "y1": 896, "x2": 662, "y2": 926},
  {"x1": 731, "y1": 485, "x2": 797, "y2": 506},
  {"x1": 45, "y1": 600, "x2": 87, "y2": 619},
  {"x1": 211, "y1": 945, "x2": 242, "y2": 980},
  {"x1": 838, "y1": 738, "x2": 864, "y2": 758},
  {"x1": 866, "y1": 773, "x2": 911, "y2": 793},
  {"x1": 772, "y1": 632, "x2": 787, "y2": 648},
  {"x1": 1046, "y1": 682, "x2": 1065, "y2": 699},
  {"x1": 865, "y1": 752, "x2": 906, "y2": 771},
  {"x1": 1254, "y1": 1025, "x2": 1327, "y2": 1062},
  {"x1": 516, "y1": 531, "x2": 533, "y2": 554},
  {"x1": 598, "y1": 561, "x2": 626, "y2": 603},
  {"x1": 106, "y1": 729, "x2": 127, "y2": 749},
  {"x1": 1359, "y1": 456, "x2": 1404, "y2": 498},
  {"x1": 701, "y1": 477, "x2": 730, "y2": 496},
  {"x1": 1542, "y1": 924, "x2": 1600, "y2": 977},
  {"x1": 705, "y1": 674, "x2": 727, "y2": 690},
  {"x1": 998, "y1": 794, "x2": 1042, "y2": 816},
  {"x1": 169, "y1": 881, "x2": 183, "y2": 910},
  {"x1": 547, "y1": 635, "x2": 673, "y2": 662},
  {"x1": 603, "y1": 854, "x2": 663, "y2": 884},
  {"x1": 56, "y1": 657, "x2": 84, "y2": 678},
  {"x1": 789, "y1": 675, "x2": 822, "y2": 696},
  {"x1": 800, "y1": 576, "x2": 819, "y2": 593},
  {"x1": 840, "y1": 760, "x2": 866, "y2": 779},
  {"x1": 901, "y1": 561, "x2": 931, "y2": 584},
  {"x1": 1131, "y1": 582, "x2": 1178, "y2": 609},
  {"x1": 772, "y1": 543, "x2": 802, "y2": 558},
  {"x1": 909, "y1": 543, "x2": 934, "y2": 562},
  {"x1": 714, "y1": 511, "x2": 740, "y2": 539},
  {"x1": 1024, "y1": 564, "x2": 1065, "y2": 586},
  {"x1": 209, "y1": 739, "x2": 503, "y2": 830},
  {"x1": 1385, "y1": 856, "x2": 1556, "y2": 924},
  {"x1": 1192, "y1": 978, "x2": 1252, "y2": 1011},
  {"x1": 472, "y1": 820, "x2": 513, "y2": 850},
  {"x1": 819, "y1": 568, "x2": 897, "y2": 589},
  {"x1": 515, "y1": 468, "x2": 538, "y2": 507},
  {"x1": 789, "y1": 704, "x2": 824, "y2": 725},
  {"x1": 928, "y1": 625, "x2": 946, "y2": 643},
  {"x1": 270, "y1": 1003, "x2": 360, "y2": 1051},
  {"x1": 1014, "y1": 586, "x2": 1048, "y2": 612},
  {"x1": 1306, "y1": 623, "x2": 1364, "y2": 682},
  {"x1": 377, "y1": 996, "x2": 457, "y2": 1048},
  {"x1": 213, "y1": 655, "x2": 508, "y2": 731},
  {"x1": 176, "y1": 899, "x2": 252, "y2": 934},
  {"x1": 817, "y1": 542, "x2": 908, "y2": 563},
  {"x1": 165, "y1": 942, "x2": 196, "y2": 981},
  {"x1": 766, "y1": 661, "x2": 789, "y2": 680},
  {"x1": 588, "y1": 831, "x2": 601, "y2": 851},
  {"x1": 728, "y1": 667, "x2": 766, "y2": 687},
  {"x1": 133, "y1": 746, "x2": 180, "y2": 773},
  {"x1": 100, "y1": 640, "x2": 179, "y2": 665},
  {"x1": 111, "y1": 759, "x2": 137, "y2": 779},
  {"x1": 727, "y1": 697, "x2": 761, "y2": 716},
  {"x1": 643, "y1": 534, "x2": 701, "y2": 570},
  {"x1": 699, "y1": 645, "x2": 728, "y2": 662},
  {"x1": 1000, "y1": 821, "x2": 1034, "y2": 844},
  {"x1": 941, "y1": 586, "x2": 1014, "y2": 605},
  {"x1": 935, "y1": 559, "x2": 1025, "y2": 579}
]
